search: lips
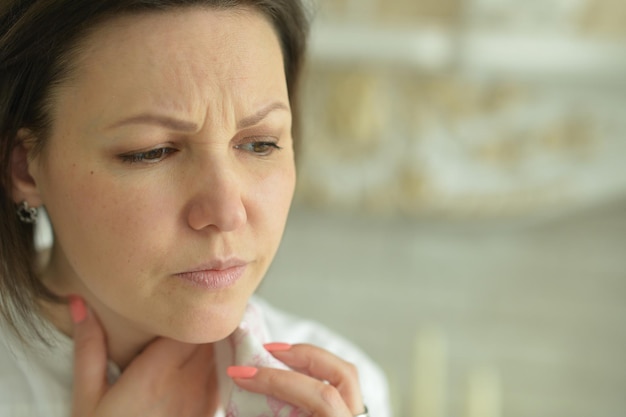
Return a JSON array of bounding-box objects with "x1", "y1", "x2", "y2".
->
[
  {"x1": 174, "y1": 259, "x2": 248, "y2": 290},
  {"x1": 179, "y1": 258, "x2": 248, "y2": 274}
]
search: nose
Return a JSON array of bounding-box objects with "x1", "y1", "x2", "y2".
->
[{"x1": 185, "y1": 157, "x2": 247, "y2": 232}]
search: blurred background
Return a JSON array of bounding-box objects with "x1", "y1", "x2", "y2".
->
[{"x1": 256, "y1": 0, "x2": 626, "y2": 416}]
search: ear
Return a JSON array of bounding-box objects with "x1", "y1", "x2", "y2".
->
[{"x1": 10, "y1": 129, "x2": 43, "y2": 207}]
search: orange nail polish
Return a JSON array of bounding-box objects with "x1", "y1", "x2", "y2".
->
[
  {"x1": 227, "y1": 366, "x2": 258, "y2": 379},
  {"x1": 68, "y1": 295, "x2": 87, "y2": 324},
  {"x1": 264, "y1": 342, "x2": 292, "y2": 352}
]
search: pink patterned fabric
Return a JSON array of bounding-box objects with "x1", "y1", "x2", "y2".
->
[{"x1": 223, "y1": 303, "x2": 309, "y2": 417}]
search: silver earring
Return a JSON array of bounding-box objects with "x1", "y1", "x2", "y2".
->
[{"x1": 16, "y1": 201, "x2": 38, "y2": 224}]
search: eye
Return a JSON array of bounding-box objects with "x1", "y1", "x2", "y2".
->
[
  {"x1": 119, "y1": 147, "x2": 177, "y2": 164},
  {"x1": 236, "y1": 140, "x2": 282, "y2": 156}
]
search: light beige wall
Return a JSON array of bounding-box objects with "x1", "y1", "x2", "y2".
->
[
  {"x1": 295, "y1": 0, "x2": 626, "y2": 218},
  {"x1": 263, "y1": 1, "x2": 626, "y2": 416}
]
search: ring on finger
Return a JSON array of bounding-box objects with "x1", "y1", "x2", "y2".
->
[{"x1": 353, "y1": 405, "x2": 369, "y2": 417}]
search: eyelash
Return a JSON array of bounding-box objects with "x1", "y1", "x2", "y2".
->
[
  {"x1": 118, "y1": 140, "x2": 282, "y2": 164},
  {"x1": 235, "y1": 141, "x2": 282, "y2": 156},
  {"x1": 119, "y1": 147, "x2": 177, "y2": 164}
]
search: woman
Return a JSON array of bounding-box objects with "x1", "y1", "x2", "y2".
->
[{"x1": 0, "y1": 1, "x2": 390, "y2": 416}]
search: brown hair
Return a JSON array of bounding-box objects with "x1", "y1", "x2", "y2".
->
[{"x1": 0, "y1": 0, "x2": 309, "y2": 340}]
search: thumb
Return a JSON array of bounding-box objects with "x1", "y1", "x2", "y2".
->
[{"x1": 69, "y1": 295, "x2": 109, "y2": 417}]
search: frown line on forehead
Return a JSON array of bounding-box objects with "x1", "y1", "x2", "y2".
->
[{"x1": 106, "y1": 101, "x2": 291, "y2": 133}]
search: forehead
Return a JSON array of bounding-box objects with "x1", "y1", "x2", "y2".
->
[
  {"x1": 53, "y1": 6, "x2": 287, "y2": 124},
  {"x1": 79, "y1": 7, "x2": 274, "y2": 61}
]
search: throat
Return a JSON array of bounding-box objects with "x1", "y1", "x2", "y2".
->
[
  {"x1": 36, "y1": 248, "x2": 156, "y2": 369},
  {"x1": 38, "y1": 294, "x2": 155, "y2": 370}
]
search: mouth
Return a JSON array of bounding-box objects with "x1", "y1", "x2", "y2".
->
[{"x1": 175, "y1": 259, "x2": 248, "y2": 290}]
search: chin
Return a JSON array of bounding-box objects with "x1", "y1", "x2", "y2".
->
[{"x1": 162, "y1": 301, "x2": 247, "y2": 344}]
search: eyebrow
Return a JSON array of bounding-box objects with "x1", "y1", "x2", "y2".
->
[
  {"x1": 237, "y1": 101, "x2": 291, "y2": 129},
  {"x1": 107, "y1": 101, "x2": 290, "y2": 132}
]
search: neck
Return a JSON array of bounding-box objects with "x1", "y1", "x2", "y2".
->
[
  {"x1": 40, "y1": 290, "x2": 156, "y2": 370},
  {"x1": 38, "y1": 247, "x2": 156, "y2": 369},
  {"x1": 40, "y1": 295, "x2": 221, "y2": 413},
  {"x1": 37, "y1": 246, "x2": 221, "y2": 414},
  {"x1": 84, "y1": 297, "x2": 158, "y2": 369}
]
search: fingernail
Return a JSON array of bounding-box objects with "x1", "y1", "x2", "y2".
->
[
  {"x1": 264, "y1": 342, "x2": 292, "y2": 352},
  {"x1": 227, "y1": 366, "x2": 258, "y2": 379},
  {"x1": 68, "y1": 295, "x2": 87, "y2": 324}
]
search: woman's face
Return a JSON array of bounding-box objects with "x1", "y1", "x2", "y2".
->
[{"x1": 29, "y1": 7, "x2": 295, "y2": 342}]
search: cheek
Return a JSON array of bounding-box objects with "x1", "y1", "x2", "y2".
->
[
  {"x1": 55, "y1": 174, "x2": 134, "y2": 236},
  {"x1": 250, "y1": 165, "x2": 295, "y2": 237},
  {"x1": 44, "y1": 165, "x2": 176, "y2": 277}
]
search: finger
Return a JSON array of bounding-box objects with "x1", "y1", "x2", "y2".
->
[
  {"x1": 264, "y1": 343, "x2": 364, "y2": 414},
  {"x1": 229, "y1": 367, "x2": 353, "y2": 417},
  {"x1": 120, "y1": 337, "x2": 198, "y2": 382},
  {"x1": 104, "y1": 341, "x2": 211, "y2": 415},
  {"x1": 176, "y1": 344, "x2": 219, "y2": 413},
  {"x1": 112, "y1": 338, "x2": 198, "y2": 398},
  {"x1": 70, "y1": 295, "x2": 108, "y2": 417}
]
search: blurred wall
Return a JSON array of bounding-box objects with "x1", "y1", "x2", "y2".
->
[
  {"x1": 258, "y1": 1, "x2": 626, "y2": 417},
  {"x1": 294, "y1": 0, "x2": 626, "y2": 217}
]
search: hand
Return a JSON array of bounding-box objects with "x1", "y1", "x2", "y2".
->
[
  {"x1": 228, "y1": 343, "x2": 365, "y2": 417},
  {"x1": 69, "y1": 296, "x2": 218, "y2": 417}
]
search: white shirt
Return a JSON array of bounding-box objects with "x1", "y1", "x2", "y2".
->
[{"x1": 0, "y1": 296, "x2": 391, "y2": 417}]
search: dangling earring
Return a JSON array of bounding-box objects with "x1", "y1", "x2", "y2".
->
[{"x1": 16, "y1": 201, "x2": 38, "y2": 224}]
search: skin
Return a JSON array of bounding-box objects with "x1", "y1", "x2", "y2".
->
[
  {"x1": 23, "y1": 7, "x2": 295, "y2": 367},
  {"x1": 12, "y1": 6, "x2": 364, "y2": 416},
  {"x1": 70, "y1": 303, "x2": 364, "y2": 416}
]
